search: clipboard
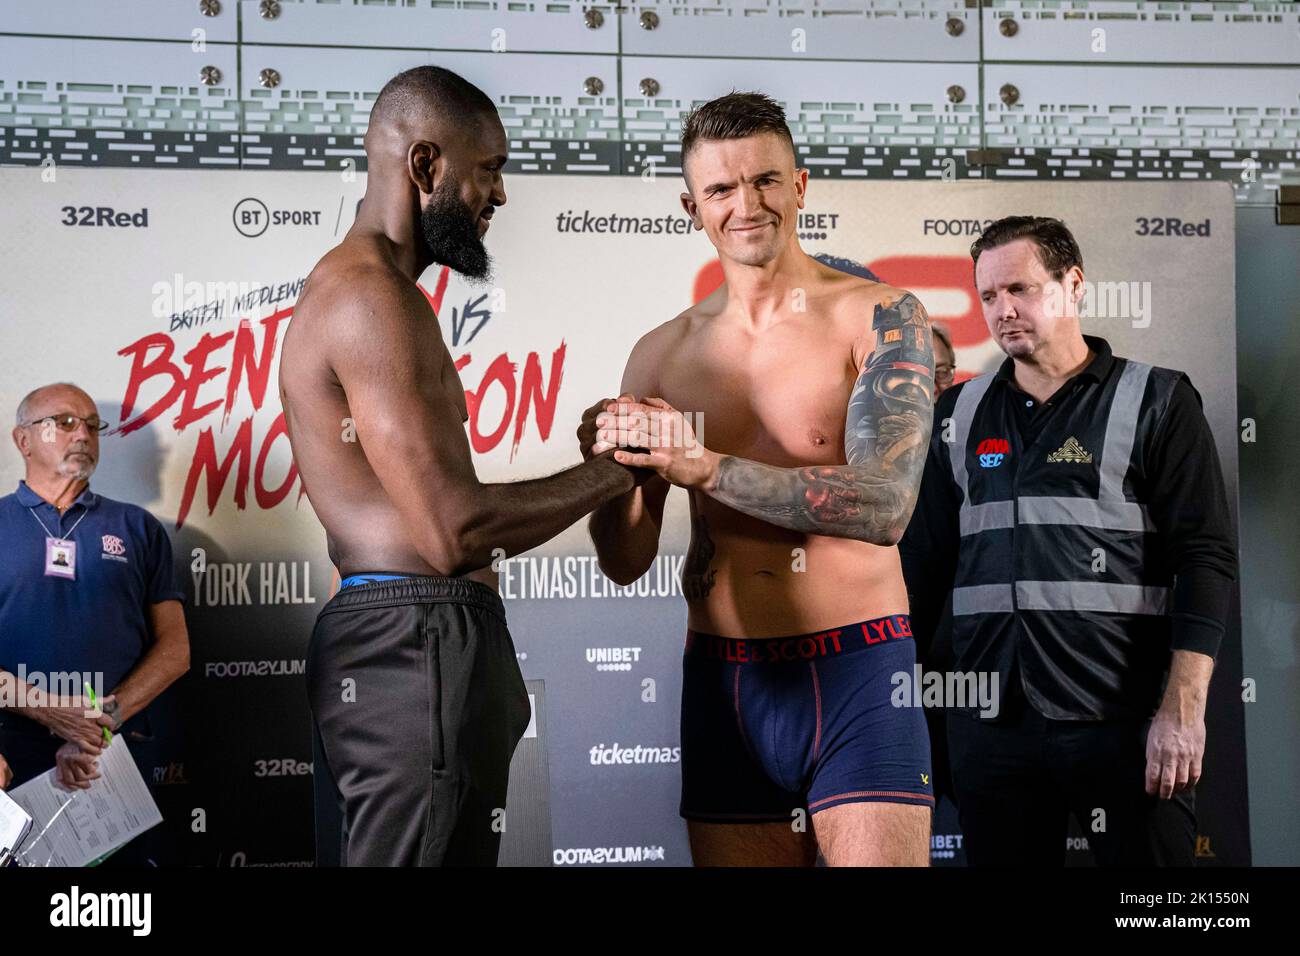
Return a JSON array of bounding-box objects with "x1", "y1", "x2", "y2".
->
[
  {"x1": 6, "y1": 737, "x2": 162, "y2": 867},
  {"x1": 0, "y1": 786, "x2": 34, "y2": 865}
]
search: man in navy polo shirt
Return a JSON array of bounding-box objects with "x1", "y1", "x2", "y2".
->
[{"x1": 0, "y1": 383, "x2": 189, "y2": 859}]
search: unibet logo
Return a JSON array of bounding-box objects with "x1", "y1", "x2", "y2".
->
[
  {"x1": 585, "y1": 646, "x2": 642, "y2": 672},
  {"x1": 1047, "y1": 436, "x2": 1093, "y2": 463}
]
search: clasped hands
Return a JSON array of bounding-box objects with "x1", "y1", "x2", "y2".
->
[{"x1": 577, "y1": 394, "x2": 718, "y2": 490}]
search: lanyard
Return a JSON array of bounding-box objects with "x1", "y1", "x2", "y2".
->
[{"x1": 29, "y1": 505, "x2": 88, "y2": 541}]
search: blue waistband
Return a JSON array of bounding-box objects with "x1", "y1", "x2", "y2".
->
[
  {"x1": 322, "y1": 573, "x2": 506, "y2": 622},
  {"x1": 339, "y1": 573, "x2": 413, "y2": 589}
]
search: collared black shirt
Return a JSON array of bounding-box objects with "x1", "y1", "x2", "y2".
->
[
  {"x1": 900, "y1": 335, "x2": 1237, "y2": 714},
  {"x1": 999, "y1": 335, "x2": 1119, "y2": 441}
]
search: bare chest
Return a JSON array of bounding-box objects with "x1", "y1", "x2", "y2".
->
[{"x1": 657, "y1": 327, "x2": 857, "y2": 466}]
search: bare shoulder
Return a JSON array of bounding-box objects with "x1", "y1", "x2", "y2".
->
[
  {"x1": 814, "y1": 265, "x2": 924, "y2": 321},
  {"x1": 300, "y1": 245, "x2": 423, "y2": 329},
  {"x1": 811, "y1": 267, "x2": 929, "y2": 367},
  {"x1": 292, "y1": 242, "x2": 439, "y2": 371},
  {"x1": 621, "y1": 300, "x2": 702, "y2": 395},
  {"x1": 837, "y1": 277, "x2": 929, "y2": 334},
  {"x1": 632, "y1": 307, "x2": 695, "y2": 358}
]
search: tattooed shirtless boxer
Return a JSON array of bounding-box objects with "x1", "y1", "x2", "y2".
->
[{"x1": 581, "y1": 93, "x2": 936, "y2": 867}]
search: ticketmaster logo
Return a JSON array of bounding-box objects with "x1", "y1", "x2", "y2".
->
[
  {"x1": 498, "y1": 554, "x2": 684, "y2": 600},
  {"x1": 554, "y1": 210, "x2": 694, "y2": 236},
  {"x1": 588, "y1": 743, "x2": 681, "y2": 766},
  {"x1": 553, "y1": 846, "x2": 667, "y2": 865},
  {"x1": 204, "y1": 659, "x2": 305, "y2": 678}
]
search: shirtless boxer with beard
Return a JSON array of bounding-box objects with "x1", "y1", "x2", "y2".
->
[
  {"x1": 581, "y1": 92, "x2": 936, "y2": 866},
  {"x1": 280, "y1": 66, "x2": 641, "y2": 867}
]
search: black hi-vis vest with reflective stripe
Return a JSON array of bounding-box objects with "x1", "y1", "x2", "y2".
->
[{"x1": 944, "y1": 357, "x2": 1184, "y2": 721}]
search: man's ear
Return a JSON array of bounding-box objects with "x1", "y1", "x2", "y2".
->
[
  {"x1": 1067, "y1": 265, "x2": 1086, "y2": 302},
  {"x1": 12, "y1": 426, "x2": 28, "y2": 457},
  {"x1": 794, "y1": 167, "x2": 809, "y2": 209},
  {"x1": 407, "y1": 140, "x2": 442, "y2": 196},
  {"x1": 680, "y1": 192, "x2": 701, "y2": 230}
]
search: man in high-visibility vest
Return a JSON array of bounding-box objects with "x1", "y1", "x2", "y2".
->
[{"x1": 900, "y1": 216, "x2": 1236, "y2": 866}]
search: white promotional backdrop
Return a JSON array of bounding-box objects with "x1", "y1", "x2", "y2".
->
[{"x1": 0, "y1": 169, "x2": 1245, "y2": 865}]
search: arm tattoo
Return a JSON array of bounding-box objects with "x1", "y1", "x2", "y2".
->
[{"x1": 710, "y1": 292, "x2": 934, "y2": 544}]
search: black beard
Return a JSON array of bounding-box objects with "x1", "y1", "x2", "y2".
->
[{"x1": 419, "y1": 180, "x2": 493, "y2": 281}]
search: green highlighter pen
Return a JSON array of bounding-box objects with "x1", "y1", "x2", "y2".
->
[{"x1": 83, "y1": 682, "x2": 112, "y2": 744}]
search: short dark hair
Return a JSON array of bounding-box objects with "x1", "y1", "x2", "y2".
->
[
  {"x1": 370, "y1": 65, "x2": 497, "y2": 131},
  {"x1": 970, "y1": 216, "x2": 1083, "y2": 279},
  {"x1": 680, "y1": 91, "x2": 796, "y2": 172}
]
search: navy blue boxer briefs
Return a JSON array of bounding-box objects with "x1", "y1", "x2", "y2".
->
[{"x1": 679, "y1": 614, "x2": 934, "y2": 822}]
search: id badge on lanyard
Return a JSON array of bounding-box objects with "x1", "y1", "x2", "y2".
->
[
  {"x1": 45, "y1": 537, "x2": 77, "y2": 579},
  {"x1": 33, "y1": 504, "x2": 88, "y2": 581}
]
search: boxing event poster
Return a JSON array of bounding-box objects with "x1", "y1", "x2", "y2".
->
[{"x1": 0, "y1": 169, "x2": 1243, "y2": 865}]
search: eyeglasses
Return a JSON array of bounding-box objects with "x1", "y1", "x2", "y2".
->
[
  {"x1": 22, "y1": 413, "x2": 109, "y2": 433},
  {"x1": 935, "y1": 364, "x2": 956, "y2": 384}
]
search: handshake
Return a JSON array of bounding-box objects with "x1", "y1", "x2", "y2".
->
[{"x1": 576, "y1": 393, "x2": 718, "y2": 491}]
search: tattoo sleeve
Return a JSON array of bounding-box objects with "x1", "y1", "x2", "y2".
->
[{"x1": 709, "y1": 292, "x2": 934, "y2": 544}]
